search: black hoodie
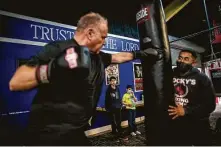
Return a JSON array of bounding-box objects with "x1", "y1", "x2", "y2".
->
[
  {"x1": 105, "y1": 85, "x2": 122, "y2": 111},
  {"x1": 173, "y1": 67, "x2": 216, "y2": 120}
]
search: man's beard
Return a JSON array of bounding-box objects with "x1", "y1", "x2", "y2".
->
[{"x1": 176, "y1": 61, "x2": 192, "y2": 73}]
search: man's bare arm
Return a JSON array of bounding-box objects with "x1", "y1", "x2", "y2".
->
[
  {"x1": 111, "y1": 49, "x2": 159, "y2": 64},
  {"x1": 9, "y1": 42, "x2": 61, "y2": 91},
  {"x1": 9, "y1": 65, "x2": 38, "y2": 91},
  {"x1": 111, "y1": 52, "x2": 134, "y2": 63}
]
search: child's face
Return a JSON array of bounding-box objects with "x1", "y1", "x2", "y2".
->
[
  {"x1": 127, "y1": 88, "x2": 133, "y2": 94},
  {"x1": 110, "y1": 79, "x2": 117, "y2": 86}
]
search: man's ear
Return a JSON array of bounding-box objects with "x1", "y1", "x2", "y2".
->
[
  {"x1": 86, "y1": 28, "x2": 95, "y2": 40},
  {"x1": 192, "y1": 59, "x2": 197, "y2": 66}
]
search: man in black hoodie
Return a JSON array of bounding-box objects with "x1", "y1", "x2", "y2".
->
[
  {"x1": 168, "y1": 50, "x2": 216, "y2": 145},
  {"x1": 105, "y1": 76, "x2": 123, "y2": 138}
]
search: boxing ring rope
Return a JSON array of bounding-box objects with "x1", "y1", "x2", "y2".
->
[
  {"x1": 169, "y1": 25, "x2": 221, "y2": 43},
  {"x1": 205, "y1": 51, "x2": 221, "y2": 58},
  {"x1": 203, "y1": 0, "x2": 217, "y2": 60},
  {"x1": 168, "y1": 0, "x2": 220, "y2": 59}
]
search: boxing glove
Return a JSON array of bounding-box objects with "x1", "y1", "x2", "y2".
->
[
  {"x1": 132, "y1": 48, "x2": 160, "y2": 60},
  {"x1": 36, "y1": 46, "x2": 90, "y2": 84}
]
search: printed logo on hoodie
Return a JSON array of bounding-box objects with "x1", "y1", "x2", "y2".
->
[{"x1": 173, "y1": 78, "x2": 196, "y2": 106}]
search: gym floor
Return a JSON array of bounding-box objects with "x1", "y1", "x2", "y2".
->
[
  {"x1": 89, "y1": 124, "x2": 146, "y2": 146},
  {"x1": 89, "y1": 122, "x2": 221, "y2": 146}
]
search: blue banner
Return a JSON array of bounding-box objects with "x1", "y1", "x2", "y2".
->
[
  {"x1": 0, "y1": 15, "x2": 75, "y2": 42},
  {"x1": 0, "y1": 13, "x2": 140, "y2": 53}
]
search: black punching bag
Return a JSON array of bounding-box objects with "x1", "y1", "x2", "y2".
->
[{"x1": 136, "y1": 0, "x2": 174, "y2": 145}]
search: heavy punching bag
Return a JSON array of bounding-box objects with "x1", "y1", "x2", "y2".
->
[{"x1": 136, "y1": 0, "x2": 174, "y2": 145}]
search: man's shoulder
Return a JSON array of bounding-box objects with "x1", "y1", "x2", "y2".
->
[
  {"x1": 198, "y1": 72, "x2": 210, "y2": 81},
  {"x1": 99, "y1": 51, "x2": 112, "y2": 66},
  {"x1": 191, "y1": 70, "x2": 212, "y2": 86},
  {"x1": 99, "y1": 51, "x2": 113, "y2": 57},
  {"x1": 192, "y1": 68, "x2": 208, "y2": 79}
]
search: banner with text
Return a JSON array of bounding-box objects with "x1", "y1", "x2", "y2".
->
[{"x1": 0, "y1": 13, "x2": 140, "y2": 53}]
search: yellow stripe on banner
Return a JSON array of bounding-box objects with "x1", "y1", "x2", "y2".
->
[{"x1": 165, "y1": 0, "x2": 192, "y2": 22}]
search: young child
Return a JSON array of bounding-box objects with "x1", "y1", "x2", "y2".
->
[{"x1": 122, "y1": 85, "x2": 141, "y2": 136}]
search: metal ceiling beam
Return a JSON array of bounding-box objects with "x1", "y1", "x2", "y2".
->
[{"x1": 165, "y1": 0, "x2": 192, "y2": 22}]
